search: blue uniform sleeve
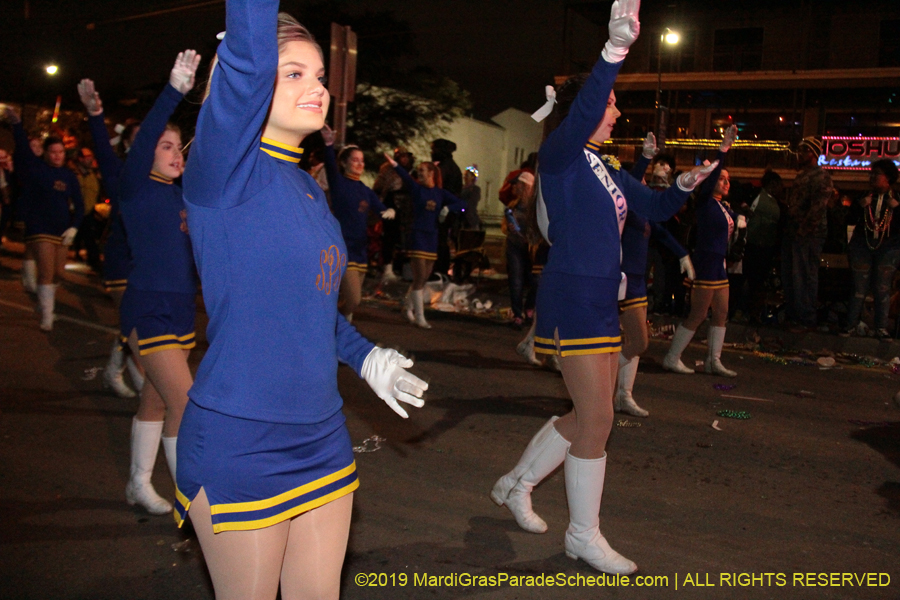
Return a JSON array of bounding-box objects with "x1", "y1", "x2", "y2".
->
[
  {"x1": 697, "y1": 150, "x2": 727, "y2": 201},
  {"x1": 630, "y1": 154, "x2": 651, "y2": 181},
  {"x1": 323, "y1": 144, "x2": 341, "y2": 192},
  {"x1": 335, "y1": 313, "x2": 376, "y2": 375},
  {"x1": 650, "y1": 221, "x2": 687, "y2": 258},
  {"x1": 617, "y1": 167, "x2": 690, "y2": 223},
  {"x1": 366, "y1": 187, "x2": 387, "y2": 214},
  {"x1": 12, "y1": 121, "x2": 40, "y2": 179},
  {"x1": 67, "y1": 172, "x2": 85, "y2": 229},
  {"x1": 120, "y1": 83, "x2": 184, "y2": 198},
  {"x1": 87, "y1": 113, "x2": 123, "y2": 192},
  {"x1": 183, "y1": 0, "x2": 279, "y2": 209},
  {"x1": 538, "y1": 58, "x2": 622, "y2": 176},
  {"x1": 440, "y1": 189, "x2": 466, "y2": 213}
]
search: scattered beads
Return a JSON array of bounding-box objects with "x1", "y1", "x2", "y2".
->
[{"x1": 716, "y1": 410, "x2": 751, "y2": 420}]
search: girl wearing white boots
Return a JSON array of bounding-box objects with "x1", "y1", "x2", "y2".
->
[
  {"x1": 77, "y1": 79, "x2": 144, "y2": 399},
  {"x1": 4, "y1": 109, "x2": 84, "y2": 331},
  {"x1": 493, "y1": 0, "x2": 717, "y2": 575},
  {"x1": 116, "y1": 51, "x2": 202, "y2": 515},
  {"x1": 663, "y1": 125, "x2": 740, "y2": 378},
  {"x1": 383, "y1": 153, "x2": 465, "y2": 329}
]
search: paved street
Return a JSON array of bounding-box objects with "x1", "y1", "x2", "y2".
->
[{"x1": 1, "y1": 253, "x2": 898, "y2": 600}]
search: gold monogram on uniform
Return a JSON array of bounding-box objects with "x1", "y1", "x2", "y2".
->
[
  {"x1": 425, "y1": 200, "x2": 437, "y2": 211},
  {"x1": 316, "y1": 245, "x2": 346, "y2": 295},
  {"x1": 357, "y1": 200, "x2": 369, "y2": 214},
  {"x1": 53, "y1": 180, "x2": 67, "y2": 192}
]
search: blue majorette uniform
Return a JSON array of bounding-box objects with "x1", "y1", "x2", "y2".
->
[
  {"x1": 393, "y1": 165, "x2": 465, "y2": 261},
  {"x1": 619, "y1": 211, "x2": 689, "y2": 312},
  {"x1": 86, "y1": 113, "x2": 132, "y2": 292},
  {"x1": 691, "y1": 151, "x2": 732, "y2": 290},
  {"x1": 178, "y1": 0, "x2": 375, "y2": 532},
  {"x1": 533, "y1": 57, "x2": 691, "y2": 357},
  {"x1": 323, "y1": 145, "x2": 387, "y2": 273},
  {"x1": 12, "y1": 123, "x2": 83, "y2": 244},
  {"x1": 118, "y1": 84, "x2": 197, "y2": 355}
]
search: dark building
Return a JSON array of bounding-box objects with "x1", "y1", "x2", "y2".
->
[{"x1": 562, "y1": 0, "x2": 900, "y2": 189}]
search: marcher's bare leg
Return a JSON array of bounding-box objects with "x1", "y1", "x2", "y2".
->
[
  {"x1": 683, "y1": 287, "x2": 715, "y2": 331},
  {"x1": 34, "y1": 241, "x2": 64, "y2": 329},
  {"x1": 551, "y1": 351, "x2": 637, "y2": 574},
  {"x1": 338, "y1": 270, "x2": 365, "y2": 318},
  {"x1": 128, "y1": 332, "x2": 192, "y2": 437},
  {"x1": 410, "y1": 258, "x2": 434, "y2": 328},
  {"x1": 280, "y1": 493, "x2": 354, "y2": 600},
  {"x1": 705, "y1": 288, "x2": 736, "y2": 376},
  {"x1": 190, "y1": 488, "x2": 290, "y2": 600}
]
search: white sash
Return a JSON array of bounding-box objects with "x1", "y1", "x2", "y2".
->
[{"x1": 584, "y1": 150, "x2": 628, "y2": 235}]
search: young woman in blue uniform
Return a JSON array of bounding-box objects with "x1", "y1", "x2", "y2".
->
[
  {"x1": 181, "y1": 5, "x2": 427, "y2": 598},
  {"x1": 114, "y1": 51, "x2": 202, "y2": 515},
  {"x1": 4, "y1": 109, "x2": 84, "y2": 330},
  {"x1": 77, "y1": 79, "x2": 144, "y2": 399},
  {"x1": 491, "y1": 0, "x2": 717, "y2": 575},
  {"x1": 383, "y1": 153, "x2": 466, "y2": 329},
  {"x1": 321, "y1": 126, "x2": 395, "y2": 321},
  {"x1": 663, "y1": 125, "x2": 741, "y2": 378},
  {"x1": 613, "y1": 134, "x2": 694, "y2": 417}
]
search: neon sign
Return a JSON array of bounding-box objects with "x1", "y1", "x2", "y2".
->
[{"x1": 820, "y1": 136, "x2": 900, "y2": 171}]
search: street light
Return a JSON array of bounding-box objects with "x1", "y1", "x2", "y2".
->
[
  {"x1": 655, "y1": 28, "x2": 679, "y2": 146},
  {"x1": 45, "y1": 64, "x2": 59, "y2": 76}
]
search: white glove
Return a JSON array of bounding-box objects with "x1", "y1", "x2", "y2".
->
[
  {"x1": 601, "y1": 0, "x2": 641, "y2": 64},
  {"x1": 438, "y1": 205, "x2": 450, "y2": 223},
  {"x1": 320, "y1": 124, "x2": 335, "y2": 147},
  {"x1": 679, "y1": 255, "x2": 695, "y2": 280},
  {"x1": 381, "y1": 208, "x2": 396, "y2": 220},
  {"x1": 360, "y1": 347, "x2": 427, "y2": 418},
  {"x1": 676, "y1": 160, "x2": 719, "y2": 192},
  {"x1": 61, "y1": 227, "x2": 78, "y2": 246},
  {"x1": 642, "y1": 131, "x2": 658, "y2": 159},
  {"x1": 720, "y1": 124, "x2": 738, "y2": 153},
  {"x1": 77, "y1": 79, "x2": 103, "y2": 116},
  {"x1": 169, "y1": 50, "x2": 201, "y2": 95},
  {"x1": 737, "y1": 214, "x2": 747, "y2": 229}
]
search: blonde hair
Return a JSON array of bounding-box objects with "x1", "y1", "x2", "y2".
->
[{"x1": 203, "y1": 12, "x2": 322, "y2": 102}]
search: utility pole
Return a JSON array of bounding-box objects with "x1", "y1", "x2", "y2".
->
[{"x1": 329, "y1": 23, "x2": 357, "y2": 148}]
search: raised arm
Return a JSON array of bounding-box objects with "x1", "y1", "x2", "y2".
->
[
  {"x1": 79, "y1": 79, "x2": 123, "y2": 190},
  {"x1": 629, "y1": 132, "x2": 656, "y2": 180},
  {"x1": 120, "y1": 51, "x2": 199, "y2": 196},
  {"x1": 538, "y1": 0, "x2": 640, "y2": 174},
  {"x1": 5, "y1": 108, "x2": 40, "y2": 179},
  {"x1": 184, "y1": 0, "x2": 280, "y2": 209}
]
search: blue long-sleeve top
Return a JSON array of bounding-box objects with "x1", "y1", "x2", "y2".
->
[
  {"x1": 12, "y1": 122, "x2": 83, "y2": 236},
  {"x1": 87, "y1": 112, "x2": 132, "y2": 280},
  {"x1": 182, "y1": 0, "x2": 375, "y2": 425},
  {"x1": 323, "y1": 145, "x2": 387, "y2": 246},
  {"x1": 118, "y1": 84, "x2": 196, "y2": 295},
  {"x1": 693, "y1": 150, "x2": 734, "y2": 256},
  {"x1": 393, "y1": 165, "x2": 465, "y2": 233},
  {"x1": 537, "y1": 58, "x2": 690, "y2": 282}
]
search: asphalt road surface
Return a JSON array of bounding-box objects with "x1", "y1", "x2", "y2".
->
[{"x1": 1, "y1": 258, "x2": 898, "y2": 600}]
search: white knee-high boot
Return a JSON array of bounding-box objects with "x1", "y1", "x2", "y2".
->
[
  {"x1": 125, "y1": 418, "x2": 172, "y2": 515},
  {"x1": 492, "y1": 417, "x2": 570, "y2": 533},
  {"x1": 705, "y1": 325, "x2": 737, "y2": 377},
  {"x1": 125, "y1": 355, "x2": 145, "y2": 392},
  {"x1": 37, "y1": 284, "x2": 56, "y2": 331},
  {"x1": 615, "y1": 354, "x2": 648, "y2": 417},
  {"x1": 162, "y1": 436, "x2": 177, "y2": 485},
  {"x1": 404, "y1": 288, "x2": 416, "y2": 324},
  {"x1": 412, "y1": 289, "x2": 431, "y2": 329},
  {"x1": 564, "y1": 452, "x2": 637, "y2": 574},
  {"x1": 516, "y1": 319, "x2": 542, "y2": 366},
  {"x1": 22, "y1": 259, "x2": 37, "y2": 293},
  {"x1": 663, "y1": 325, "x2": 696, "y2": 374},
  {"x1": 103, "y1": 339, "x2": 136, "y2": 398}
]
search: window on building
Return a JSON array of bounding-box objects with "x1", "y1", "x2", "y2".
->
[
  {"x1": 713, "y1": 28, "x2": 764, "y2": 72},
  {"x1": 879, "y1": 20, "x2": 900, "y2": 67}
]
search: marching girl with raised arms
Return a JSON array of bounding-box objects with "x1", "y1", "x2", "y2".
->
[
  {"x1": 3, "y1": 109, "x2": 83, "y2": 331},
  {"x1": 115, "y1": 51, "x2": 201, "y2": 515},
  {"x1": 180, "y1": 3, "x2": 427, "y2": 598},
  {"x1": 320, "y1": 125, "x2": 395, "y2": 321},
  {"x1": 77, "y1": 79, "x2": 144, "y2": 399},
  {"x1": 663, "y1": 125, "x2": 740, "y2": 377},
  {"x1": 491, "y1": 0, "x2": 717, "y2": 574},
  {"x1": 383, "y1": 152, "x2": 466, "y2": 329}
]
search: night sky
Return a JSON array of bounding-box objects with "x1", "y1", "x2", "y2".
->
[{"x1": 0, "y1": 0, "x2": 595, "y2": 122}]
